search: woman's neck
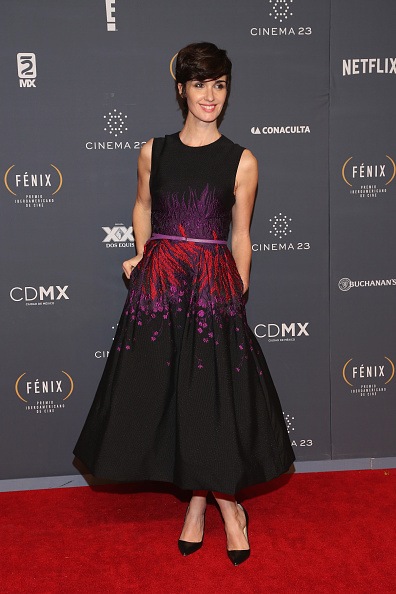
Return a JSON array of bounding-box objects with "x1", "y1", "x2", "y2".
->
[{"x1": 179, "y1": 118, "x2": 221, "y2": 147}]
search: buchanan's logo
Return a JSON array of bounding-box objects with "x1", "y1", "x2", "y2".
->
[
  {"x1": 342, "y1": 155, "x2": 396, "y2": 197},
  {"x1": 15, "y1": 370, "x2": 74, "y2": 413},
  {"x1": 4, "y1": 164, "x2": 62, "y2": 207},
  {"x1": 342, "y1": 357, "x2": 395, "y2": 397},
  {"x1": 338, "y1": 277, "x2": 396, "y2": 291}
]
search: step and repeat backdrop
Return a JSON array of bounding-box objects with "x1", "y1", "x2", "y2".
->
[{"x1": 1, "y1": 0, "x2": 395, "y2": 482}]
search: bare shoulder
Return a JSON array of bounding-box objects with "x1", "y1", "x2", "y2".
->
[
  {"x1": 239, "y1": 149, "x2": 258, "y2": 173},
  {"x1": 138, "y1": 138, "x2": 154, "y2": 171}
]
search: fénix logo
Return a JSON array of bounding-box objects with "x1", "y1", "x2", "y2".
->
[
  {"x1": 342, "y1": 357, "x2": 394, "y2": 397},
  {"x1": 343, "y1": 58, "x2": 396, "y2": 76},
  {"x1": 254, "y1": 322, "x2": 309, "y2": 342},
  {"x1": 338, "y1": 277, "x2": 396, "y2": 291},
  {"x1": 15, "y1": 370, "x2": 74, "y2": 413},
  {"x1": 102, "y1": 224, "x2": 134, "y2": 248},
  {"x1": 251, "y1": 125, "x2": 310, "y2": 135},
  {"x1": 342, "y1": 155, "x2": 396, "y2": 198},
  {"x1": 17, "y1": 53, "x2": 36, "y2": 87},
  {"x1": 10, "y1": 285, "x2": 69, "y2": 306},
  {"x1": 105, "y1": 0, "x2": 117, "y2": 31},
  {"x1": 4, "y1": 164, "x2": 63, "y2": 207}
]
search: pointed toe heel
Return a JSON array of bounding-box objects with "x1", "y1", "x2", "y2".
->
[
  {"x1": 178, "y1": 505, "x2": 205, "y2": 556},
  {"x1": 227, "y1": 503, "x2": 250, "y2": 566},
  {"x1": 178, "y1": 538, "x2": 203, "y2": 556}
]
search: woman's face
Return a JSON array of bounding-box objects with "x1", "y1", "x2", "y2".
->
[{"x1": 179, "y1": 77, "x2": 228, "y2": 123}]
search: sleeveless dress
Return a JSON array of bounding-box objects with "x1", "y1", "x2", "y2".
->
[{"x1": 73, "y1": 132, "x2": 295, "y2": 495}]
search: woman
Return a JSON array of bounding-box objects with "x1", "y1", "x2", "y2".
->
[{"x1": 74, "y1": 42, "x2": 295, "y2": 566}]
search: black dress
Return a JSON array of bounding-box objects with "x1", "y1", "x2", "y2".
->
[{"x1": 73, "y1": 133, "x2": 295, "y2": 494}]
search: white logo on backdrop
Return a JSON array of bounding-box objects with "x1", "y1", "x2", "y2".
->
[
  {"x1": 338, "y1": 277, "x2": 396, "y2": 291},
  {"x1": 283, "y1": 412, "x2": 295, "y2": 433},
  {"x1": 342, "y1": 58, "x2": 396, "y2": 76},
  {"x1": 10, "y1": 285, "x2": 69, "y2": 306},
  {"x1": 283, "y1": 412, "x2": 313, "y2": 447},
  {"x1": 105, "y1": 0, "x2": 117, "y2": 31},
  {"x1": 254, "y1": 322, "x2": 309, "y2": 342},
  {"x1": 86, "y1": 111, "x2": 145, "y2": 150},
  {"x1": 102, "y1": 224, "x2": 134, "y2": 248},
  {"x1": 251, "y1": 125, "x2": 310, "y2": 135},
  {"x1": 17, "y1": 53, "x2": 37, "y2": 87},
  {"x1": 95, "y1": 323, "x2": 118, "y2": 359},
  {"x1": 250, "y1": 0, "x2": 312, "y2": 37},
  {"x1": 269, "y1": 0, "x2": 294, "y2": 23},
  {"x1": 269, "y1": 213, "x2": 292, "y2": 239},
  {"x1": 251, "y1": 214, "x2": 310, "y2": 253},
  {"x1": 103, "y1": 110, "x2": 128, "y2": 137}
]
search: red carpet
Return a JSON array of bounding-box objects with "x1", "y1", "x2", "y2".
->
[{"x1": 1, "y1": 469, "x2": 395, "y2": 593}]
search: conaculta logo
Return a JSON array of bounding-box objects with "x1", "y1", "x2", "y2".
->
[
  {"x1": 10, "y1": 285, "x2": 69, "y2": 306},
  {"x1": 251, "y1": 0, "x2": 312, "y2": 37},
  {"x1": 4, "y1": 165, "x2": 62, "y2": 207},
  {"x1": 15, "y1": 370, "x2": 74, "y2": 413},
  {"x1": 251, "y1": 125, "x2": 310, "y2": 135},
  {"x1": 342, "y1": 357, "x2": 394, "y2": 397},
  {"x1": 102, "y1": 224, "x2": 134, "y2": 248},
  {"x1": 342, "y1": 155, "x2": 396, "y2": 197},
  {"x1": 254, "y1": 321, "x2": 309, "y2": 342},
  {"x1": 338, "y1": 277, "x2": 396, "y2": 291},
  {"x1": 252, "y1": 213, "x2": 310, "y2": 253},
  {"x1": 85, "y1": 110, "x2": 146, "y2": 150},
  {"x1": 342, "y1": 58, "x2": 396, "y2": 76},
  {"x1": 17, "y1": 53, "x2": 37, "y2": 87}
]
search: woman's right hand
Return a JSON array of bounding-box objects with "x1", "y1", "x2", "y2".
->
[{"x1": 122, "y1": 253, "x2": 144, "y2": 279}]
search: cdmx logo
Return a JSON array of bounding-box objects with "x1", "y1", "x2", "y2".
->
[
  {"x1": 10, "y1": 285, "x2": 69, "y2": 305},
  {"x1": 254, "y1": 322, "x2": 309, "y2": 341},
  {"x1": 15, "y1": 371, "x2": 74, "y2": 403},
  {"x1": 342, "y1": 357, "x2": 394, "y2": 388},
  {"x1": 17, "y1": 53, "x2": 37, "y2": 87},
  {"x1": 102, "y1": 224, "x2": 134, "y2": 248}
]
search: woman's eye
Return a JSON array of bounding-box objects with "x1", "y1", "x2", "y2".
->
[
  {"x1": 215, "y1": 84, "x2": 225, "y2": 89},
  {"x1": 194, "y1": 83, "x2": 204, "y2": 88}
]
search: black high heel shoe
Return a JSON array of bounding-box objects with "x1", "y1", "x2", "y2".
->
[
  {"x1": 178, "y1": 505, "x2": 205, "y2": 556},
  {"x1": 227, "y1": 503, "x2": 250, "y2": 566}
]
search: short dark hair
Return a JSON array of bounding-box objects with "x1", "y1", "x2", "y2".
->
[{"x1": 175, "y1": 42, "x2": 232, "y2": 84}]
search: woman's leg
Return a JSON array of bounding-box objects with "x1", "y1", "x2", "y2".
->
[
  {"x1": 179, "y1": 490, "x2": 208, "y2": 542},
  {"x1": 212, "y1": 491, "x2": 249, "y2": 551}
]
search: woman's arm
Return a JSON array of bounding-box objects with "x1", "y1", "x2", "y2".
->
[
  {"x1": 122, "y1": 139, "x2": 153, "y2": 278},
  {"x1": 231, "y1": 150, "x2": 258, "y2": 294}
]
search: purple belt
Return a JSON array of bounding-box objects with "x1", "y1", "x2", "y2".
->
[{"x1": 148, "y1": 233, "x2": 228, "y2": 245}]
